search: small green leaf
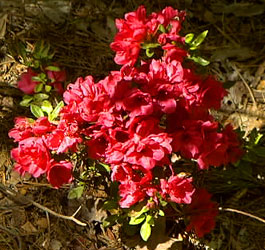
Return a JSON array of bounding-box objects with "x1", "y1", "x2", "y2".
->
[
  {"x1": 32, "y1": 76, "x2": 42, "y2": 82},
  {"x1": 158, "y1": 210, "x2": 165, "y2": 216},
  {"x1": 191, "y1": 30, "x2": 208, "y2": 47},
  {"x1": 45, "y1": 65, "x2": 61, "y2": 72},
  {"x1": 255, "y1": 133, "x2": 263, "y2": 145},
  {"x1": 133, "y1": 206, "x2": 149, "y2": 218},
  {"x1": 146, "y1": 214, "x2": 154, "y2": 226},
  {"x1": 45, "y1": 85, "x2": 52, "y2": 92},
  {"x1": 223, "y1": 81, "x2": 236, "y2": 89},
  {"x1": 49, "y1": 101, "x2": 64, "y2": 121},
  {"x1": 103, "y1": 200, "x2": 118, "y2": 210},
  {"x1": 34, "y1": 83, "x2": 43, "y2": 93},
  {"x1": 30, "y1": 104, "x2": 44, "y2": 118},
  {"x1": 34, "y1": 93, "x2": 49, "y2": 101},
  {"x1": 41, "y1": 100, "x2": 53, "y2": 114},
  {"x1": 185, "y1": 33, "x2": 194, "y2": 44},
  {"x1": 140, "y1": 220, "x2": 152, "y2": 241},
  {"x1": 141, "y1": 43, "x2": 160, "y2": 49},
  {"x1": 190, "y1": 56, "x2": 210, "y2": 66},
  {"x1": 39, "y1": 73, "x2": 47, "y2": 80},
  {"x1": 158, "y1": 24, "x2": 166, "y2": 33},
  {"x1": 103, "y1": 214, "x2": 118, "y2": 227},
  {"x1": 146, "y1": 48, "x2": 154, "y2": 58},
  {"x1": 98, "y1": 162, "x2": 111, "y2": 173},
  {"x1": 129, "y1": 214, "x2": 146, "y2": 225},
  {"x1": 20, "y1": 96, "x2": 33, "y2": 107},
  {"x1": 67, "y1": 186, "x2": 84, "y2": 199}
]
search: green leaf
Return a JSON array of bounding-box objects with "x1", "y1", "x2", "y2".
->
[
  {"x1": 67, "y1": 186, "x2": 84, "y2": 199},
  {"x1": 30, "y1": 104, "x2": 44, "y2": 118},
  {"x1": 103, "y1": 214, "x2": 118, "y2": 227},
  {"x1": 158, "y1": 24, "x2": 166, "y2": 33},
  {"x1": 41, "y1": 100, "x2": 53, "y2": 114},
  {"x1": 49, "y1": 101, "x2": 64, "y2": 121},
  {"x1": 189, "y1": 56, "x2": 210, "y2": 66},
  {"x1": 132, "y1": 206, "x2": 149, "y2": 218},
  {"x1": 141, "y1": 43, "x2": 160, "y2": 49},
  {"x1": 140, "y1": 220, "x2": 152, "y2": 241},
  {"x1": 223, "y1": 80, "x2": 237, "y2": 89},
  {"x1": 185, "y1": 33, "x2": 194, "y2": 44},
  {"x1": 158, "y1": 210, "x2": 165, "y2": 216},
  {"x1": 20, "y1": 96, "x2": 33, "y2": 107},
  {"x1": 146, "y1": 48, "x2": 154, "y2": 58},
  {"x1": 191, "y1": 30, "x2": 208, "y2": 47},
  {"x1": 34, "y1": 83, "x2": 43, "y2": 93},
  {"x1": 103, "y1": 200, "x2": 118, "y2": 210},
  {"x1": 45, "y1": 65, "x2": 61, "y2": 72},
  {"x1": 129, "y1": 214, "x2": 145, "y2": 225},
  {"x1": 39, "y1": 73, "x2": 47, "y2": 80},
  {"x1": 45, "y1": 85, "x2": 52, "y2": 92},
  {"x1": 98, "y1": 162, "x2": 111, "y2": 173},
  {"x1": 146, "y1": 214, "x2": 154, "y2": 226},
  {"x1": 255, "y1": 133, "x2": 263, "y2": 145},
  {"x1": 34, "y1": 93, "x2": 49, "y2": 101},
  {"x1": 32, "y1": 76, "x2": 42, "y2": 82}
]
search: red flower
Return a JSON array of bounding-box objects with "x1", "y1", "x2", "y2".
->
[
  {"x1": 18, "y1": 68, "x2": 39, "y2": 94},
  {"x1": 45, "y1": 119, "x2": 82, "y2": 153},
  {"x1": 11, "y1": 137, "x2": 51, "y2": 178},
  {"x1": 119, "y1": 180, "x2": 146, "y2": 208},
  {"x1": 160, "y1": 175, "x2": 194, "y2": 204},
  {"x1": 197, "y1": 125, "x2": 244, "y2": 169},
  {"x1": 186, "y1": 189, "x2": 218, "y2": 238},
  {"x1": 47, "y1": 160, "x2": 73, "y2": 188},
  {"x1": 122, "y1": 89, "x2": 153, "y2": 117},
  {"x1": 8, "y1": 117, "x2": 34, "y2": 142},
  {"x1": 46, "y1": 68, "x2": 66, "y2": 83}
]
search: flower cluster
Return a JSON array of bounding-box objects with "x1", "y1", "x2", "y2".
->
[
  {"x1": 9, "y1": 117, "x2": 74, "y2": 188},
  {"x1": 9, "y1": 5, "x2": 244, "y2": 238}
]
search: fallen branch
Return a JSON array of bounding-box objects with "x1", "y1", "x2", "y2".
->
[
  {"x1": 219, "y1": 207, "x2": 265, "y2": 224},
  {"x1": 0, "y1": 183, "x2": 87, "y2": 227}
]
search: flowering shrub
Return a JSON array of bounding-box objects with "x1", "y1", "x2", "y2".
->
[{"x1": 9, "y1": 5, "x2": 244, "y2": 242}]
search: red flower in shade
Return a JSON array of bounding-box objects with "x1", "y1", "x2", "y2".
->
[
  {"x1": 46, "y1": 68, "x2": 66, "y2": 83},
  {"x1": 186, "y1": 188, "x2": 218, "y2": 238},
  {"x1": 11, "y1": 137, "x2": 51, "y2": 178},
  {"x1": 46, "y1": 67, "x2": 66, "y2": 95},
  {"x1": 18, "y1": 68, "x2": 39, "y2": 94},
  {"x1": 160, "y1": 175, "x2": 195, "y2": 204},
  {"x1": 197, "y1": 76, "x2": 227, "y2": 110},
  {"x1": 197, "y1": 125, "x2": 244, "y2": 169},
  {"x1": 47, "y1": 160, "x2": 73, "y2": 188}
]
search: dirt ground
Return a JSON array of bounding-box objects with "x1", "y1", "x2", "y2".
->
[{"x1": 0, "y1": 0, "x2": 265, "y2": 249}]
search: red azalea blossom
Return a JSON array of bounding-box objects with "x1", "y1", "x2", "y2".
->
[
  {"x1": 186, "y1": 188, "x2": 218, "y2": 238},
  {"x1": 8, "y1": 117, "x2": 34, "y2": 142},
  {"x1": 47, "y1": 160, "x2": 73, "y2": 188},
  {"x1": 9, "y1": 6, "x2": 246, "y2": 239},
  {"x1": 160, "y1": 175, "x2": 195, "y2": 204},
  {"x1": 11, "y1": 137, "x2": 51, "y2": 178},
  {"x1": 18, "y1": 68, "x2": 39, "y2": 94}
]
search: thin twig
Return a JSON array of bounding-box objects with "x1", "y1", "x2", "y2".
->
[
  {"x1": 219, "y1": 207, "x2": 265, "y2": 224},
  {"x1": 0, "y1": 183, "x2": 87, "y2": 226},
  {"x1": 230, "y1": 62, "x2": 258, "y2": 109},
  {"x1": 25, "y1": 197, "x2": 87, "y2": 227}
]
